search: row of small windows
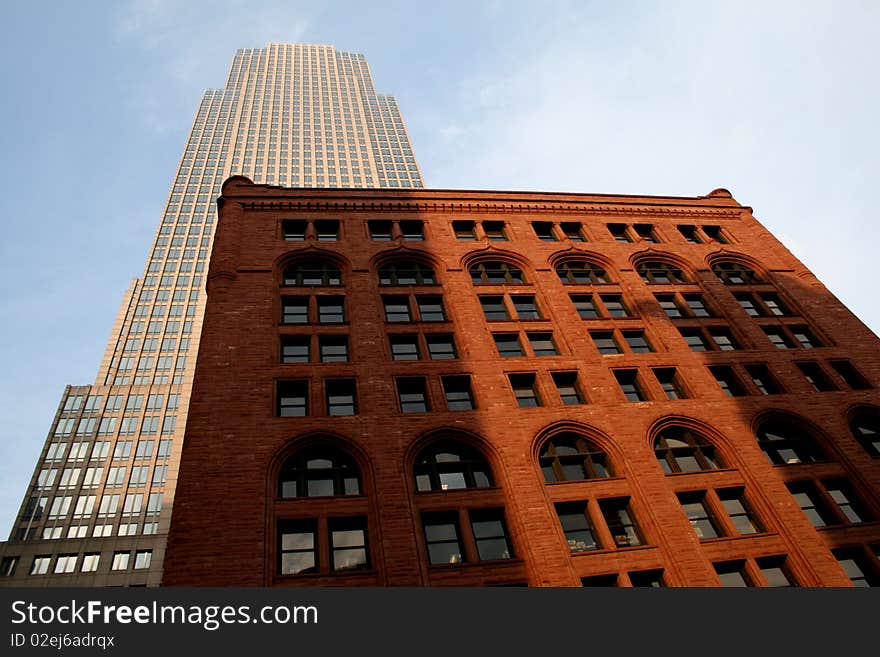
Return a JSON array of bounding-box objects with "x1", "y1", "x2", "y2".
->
[
  {"x1": 278, "y1": 258, "x2": 764, "y2": 288},
  {"x1": 0, "y1": 549, "x2": 153, "y2": 578},
  {"x1": 276, "y1": 366, "x2": 878, "y2": 432},
  {"x1": 278, "y1": 218, "x2": 732, "y2": 245}
]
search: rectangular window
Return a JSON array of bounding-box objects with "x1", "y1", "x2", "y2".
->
[
  {"x1": 72, "y1": 495, "x2": 95, "y2": 518},
  {"x1": 678, "y1": 225, "x2": 702, "y2": 243},
  {"x1": 48, "y1": 496, "x2": 72, "y2": 519},
  {"x1": 622, "y1": 330, "x2": 653, "y2": 353},
  {"x1": 681, "y1": 328, "x2": 711, "y2": 351},
  {"x1": 718, "y1": 489, "x2": 761, "y2": 534},
  {"x1": 319, "y1": 335, "x2": 348, "y2": 362},
  {"x1": 653, "y1": 367, "x2": 687, "y2": 400},
  {"x1": 560, "y1": 222, "x2": 586, "y2": 241},
  {"x1": 629, "y1": 570, "x2": 665, "y2": 587},
  {"x1": 317, "y1": 296, "x2": 345, "y2": 323},
  {"x1": 607, "y1": 223, "x2": 631, "y2": 242},
  {"x1": 684, "y1": 294, "x2": 712, "y2": 317},
  {"x1": 279, "y1": 520, "x2": 318, "y2": 575},
  {"x1": 452, "y1": 220, "x2": 476, "y2": 240},
  {"x1": 571, "y1": 294, "x2": 599, "y2": 319},
  {"x1": 326, "y1": 379, "x2": 357, "y2": 416},
  {"x1": 135, "y1": 439, "x2": 154, "y2": 459},
  {"x1": 282, "y1": 297, "x2": 309, "y2": 324},
  {"x1": 532, "y1": 221, "x2": 557, "y2": 241},
  {"x1": 736, "y1": 293, "x2": 761, "y2": 317},
  {"x1": 824, "y1": 479, "x2": 869, "y2": 524},
  {"x1": 599, "y1": 294, "x2": 629, "y2": 318},
  {"x1": 383, "y1": 296, "x2": 411, "y2": 322},
  {"x1": 98, "y1": 494, "x2": 119, "y2": 517},
  {"x1": 791, "y1": 326, "x2": 822, "y2": 349},
  {"x1": 80, "y1": 554, "x2": 100, "y2": 573},
  {"x1": 122, "y1": 493, "x2": 143, "y2": 516},
  {"x1": 400, "y1": 220, "x2": 424, "y2": 241},
  {"x1": 30, "y1": 556, "x2": 52, "y2": 575},
  {"x1": 787, "y1": 482, "x2": 835, "y2": 527},
  {"x1": 600, "y1": 498, "x2": 643, "y2": 547},
  {"x1": 763, "y1": 327, "x2": 794, "y2": 349},
  {"x1": 134, "y1": 550, "x2": 152, "y2": 569},
  {"x1": 281, "y1": 335, "x2": 311, "y2": 363},
  {"x1": 678, "y1": 492, "x2": 721, "y2": 539},
  {"x1": 470, "y1": 509, "x2": 513, "y2": 560},
  {"x1": 509, "y1": 373, "x2": 540, "y2": 408},
  {"x1": 591, "y1": 331, "x2": 621, "y2": 355},
  {"x1": 709, "y1": 365, "x2": 747, "y2": 397},
  {"x1": 113, "y1": 441, "x2": 132, "y2": 460},
  {"x1": 53, "y1": 554, "x2": 78, "y2": 574},
  {"x1": 426, "y1": 334, "x2": 457, "y2": 359},
  {"x1": 422, "y1": 513, "x2": 464, "y2": 565},
  {"x1": 368, "y1": 219, "x2": 393, "y2": 241},
  {"x1": 494, "y1": 334, "x2": 523, "y2": 358},
  {"x1": 314, "y1": 219, "x2": 339, "y2": 241},
  {"x1": 389, "y1": 334, "x2": 420, "y2": 360},
  {"x1": 744, "y1": 363, "x2": 784, "y2": 394},
  {"x1": 282, "y1": 219, "x2": 307, "y2": 241},
  {"x1": 277, "y1": 380, "x2": 308, "y2": 417},
  {"x1": 758, "y1": 292, "x2": 787, "y2": 316},
  {"x1": 796, "y1": 362, "x2": 838, "y2": 392},
  {"x1": 416, "y1": 295, "x2": 445, "y2": 321},
  {"x1": 833, "y1": 549, "x2": 878, "y2": 587},
  {"x1": 330, "y1": 517, "x2": 369, "y2": 571},
  {"x1": 129, "y1": 465, "x2": 149, "y2": 486},
  {"x1": 614, "y1": 370, "x2": 647, "y2": 402},
  {"x1": 512, "y1": 295, "x2": 542, "y2": 320},
  {"x1": 482, "y1": 221, "x2": 507, "y2": 241},
  {"x1": 702, "y1": 225, "x2": 729, "y2": 243},
  {"x1": 397, "y1": 378, "x2": 429, "y2": 413},
  {"x1": 552, "y1": 372, "x2": 584, "y2": 405},
  {"x1": 528, "y1": 333, "x2": 557, "y2": 356},
  {"x1": 633, "y1": 224, "x2": 658, "y2": 242},
  {"x1": 480, "y1": 296, "x2": 509, "y2": 321},
  {"x1": 656, "y1": 294, "x2": 682, "y2": 318},
  {"x1": 442, "y1": 376, "x2": 475, "y2": 411},
  {"x1": 715, "y1": 561, "x2": 751, "y2": 587},
  {"x1": 829, "y1": 360, "x2": 871, "y2": 390},
  {"x1": 709, "y1": 328, "x2": 739, "y2": 350},
  {"x1": 555, "y1": 502, "x2": 597, "y2": 552}
]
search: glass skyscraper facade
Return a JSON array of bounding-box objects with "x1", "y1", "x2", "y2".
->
[{"x1": 0, "y1": 43, "x2": 423, "y2": 586}]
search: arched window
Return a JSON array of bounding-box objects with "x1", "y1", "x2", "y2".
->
[
  {"x1": 712, "y1": 261, "x2": 760, "y2": 285},
  {"x1": 469, "y1": 261, "x2": 524, "y2": 285},
  {"x1": 636, "y1": 261, "x2": 687, "y2": 284},
  {"x1": 283, "y1": 260, "x2": 342, "y2": 286},
  {"x1": 850, "y1": 410, "x2": 880, "y2": 457},
  {"x1": 654, "y1": 427, "x2": 722, "y2": 474},
  {"x1": 378, "y1": 260, "x2": 436, "y2": 286},
  {"x1": 555, "y1": 261, "x2": 610, "y2": 285},
  {"x1": 414, "y1": 441, "x2": 493, "y2": 491},
  {"x1": 539, "y1": 433, "x2": 613, "y2": 482},
  {"x1": 755, "y1": 419, "x2": 827, "y2": 465},
  {"x1": 278, "y1": 447, "x2": 361, "y2": 498}
]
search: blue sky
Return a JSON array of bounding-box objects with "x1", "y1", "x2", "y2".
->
[{"x1": 1, "y1": 0, "x2": 878, "y2": 533}]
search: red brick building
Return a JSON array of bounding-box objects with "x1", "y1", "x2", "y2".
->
[{"x1": 162, "y1": 177, "x2": 880, "y2": 587}]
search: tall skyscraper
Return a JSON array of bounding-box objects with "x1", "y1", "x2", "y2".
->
[{"x1": 0, "y1": 44, "x2": 423, "y2": 586}]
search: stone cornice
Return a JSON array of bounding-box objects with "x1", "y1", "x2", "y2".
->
[{"x1": 236, "y1": 199, "x2": 745, "y2": 218}]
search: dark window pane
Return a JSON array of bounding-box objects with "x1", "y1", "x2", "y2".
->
[
  {"x1": 281, "y1": 336, "x2": 311, "y2": 363},
  {"x1": 442, "y1": 376, "x2": 474, "y2": 411}
]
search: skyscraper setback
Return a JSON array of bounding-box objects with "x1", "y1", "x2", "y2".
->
[{"x1": 0, "y1": 44, "x2": 423, "y2": 586}]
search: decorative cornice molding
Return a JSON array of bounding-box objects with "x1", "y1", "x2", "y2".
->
[{"x1": 237, "y1": 199, "x2": 744, "y2": 219}]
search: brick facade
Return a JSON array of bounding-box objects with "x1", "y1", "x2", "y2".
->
[{"x1": 161, "y1": 178, "x2": 880, "y2": 586}]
